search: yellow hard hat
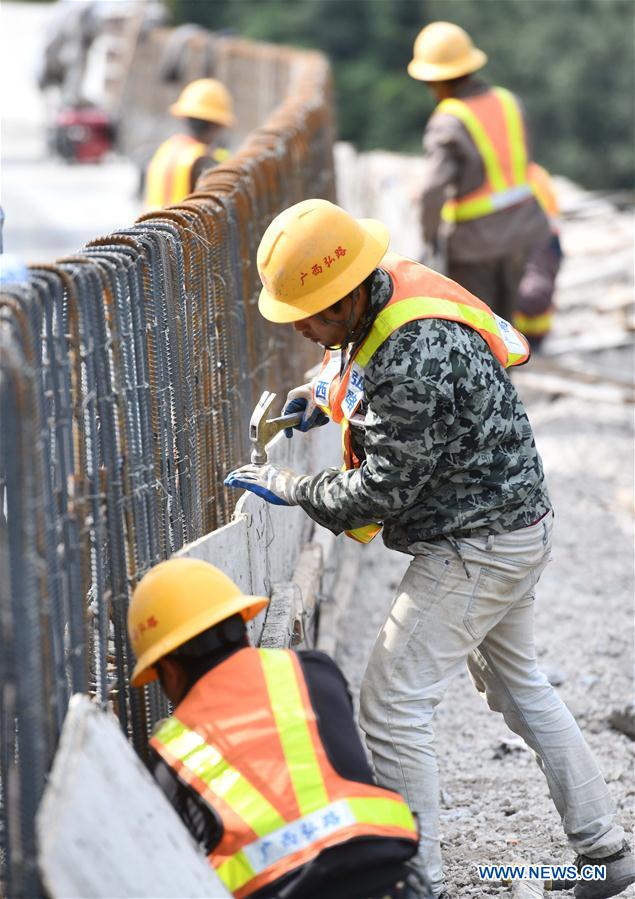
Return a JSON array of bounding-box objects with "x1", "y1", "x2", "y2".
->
[
  {"x1": 128, "y1": 558, "x2": 267, "y2": 687},
  {"x1": 169, "y1": 78, "x2": 235, "y2": 127},
  {"x1": 408, "y1": 22, "x2": 487, "y2": 82},
  {"x1": 257, "y1": 199, "x2": 390, "y2": 324}
]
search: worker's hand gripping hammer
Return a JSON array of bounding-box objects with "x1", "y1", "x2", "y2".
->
[
  {"x1": 249, "y1": 391, "x2": 302, "y2": 463},
  {"x1": 224, "y1": 391, "x2": 307, "y2": 505}
]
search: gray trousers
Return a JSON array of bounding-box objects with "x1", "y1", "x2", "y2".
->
[
  {"x1": 359, "y1": 513, "x2": 624, "y2": 895},
  {"x1": 448, "y1": 251, "x2": 528, "y2": 321}
]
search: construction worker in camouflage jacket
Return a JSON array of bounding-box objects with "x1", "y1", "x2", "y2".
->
[{"x1": 226, "y1": 200, "x2": 634, "y2": 899}]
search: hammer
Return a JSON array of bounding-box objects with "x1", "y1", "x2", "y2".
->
[{"x1": 249, "y1": 390, "x2": 303, "y2": 463}]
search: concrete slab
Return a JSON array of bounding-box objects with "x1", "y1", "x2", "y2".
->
[{"x1": 37, "y1": 694, "x2": 231, "y2": 898}]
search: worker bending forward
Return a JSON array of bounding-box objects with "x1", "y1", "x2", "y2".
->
[
  {"x1": 145, "y1": 78, "x2": 234, "y2": 209},
  {"x1": 128, "y1": 557, "x2": 422, "y2": 899},
  {"x1": 226, "y1": 199, "x2": 634, "y2": 899}
]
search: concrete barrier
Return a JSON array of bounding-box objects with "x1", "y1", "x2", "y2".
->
[
  {"x1": 178, "y1": 414, "x2": 344, "y2": 648},
  {"x1": 37, "y1": 695, "x2": 231, "y2": 898}
]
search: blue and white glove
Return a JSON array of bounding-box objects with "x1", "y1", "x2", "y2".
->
[
  {"x1": 224, "y1": 463, "x2": 305, "y2": 506},
  {"x1": 283, "y1": 383, "x2": 329, "y2": 438}
]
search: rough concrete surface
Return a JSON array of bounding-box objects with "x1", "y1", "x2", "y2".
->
[{"x1": 331, "y1": 193, "x2": 634, "y2": 898}]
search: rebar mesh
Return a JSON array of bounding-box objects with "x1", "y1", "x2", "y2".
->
[{"x1": 0, "y1": 36, "x2": 334, "y2": 899}]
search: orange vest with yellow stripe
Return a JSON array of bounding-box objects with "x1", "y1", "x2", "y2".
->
[
  {"x1": 512, "y1": 162, "x2": 560, "y2": 340},
  {"x1": 312, "y1": 253, "x2": 531, "y2": 544},
  {"x1": 145, "y1": 134, "x2": 229, "y2": 208},
  {"x1": 151, "y1": 647, "x2": 418, "y2": 898},
  {"x1": 437, "y1": 87, "x2": 534, "y2": 224},
  {"x1": 527, "y1": 161, "x2": 559, "y2": 225}
]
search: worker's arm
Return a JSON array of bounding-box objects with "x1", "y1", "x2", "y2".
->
[
  {"x1": 419, "y1": 115, "x2": 461, "y2": 250},
  {"x1": 294, "y1": 320, "x2": 455, "y2": 532},
  {"x1": 148, "y1": 747, "x2": 224, "y2": 853}
]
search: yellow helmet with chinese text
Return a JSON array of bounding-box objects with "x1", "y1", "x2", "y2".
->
[
  {"x1": 257, "y1": 199, "x2": 390, "y2": 323},
  {"x1": 128, "y1": 558, "x2": 267, "y2": 687},
  {"x1": 169, "y1": 78, "x2": 235, "y2": 127},
  {"x1": 408, "y1": 22, "x2": 487, "y2": 82}
]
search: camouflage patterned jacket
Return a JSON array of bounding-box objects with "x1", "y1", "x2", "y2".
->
[{"x1": 294, "y1": 268, "x2": 551, "y2": 554}]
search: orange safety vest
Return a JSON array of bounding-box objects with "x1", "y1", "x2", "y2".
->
[
  {"x1": 527, "y1": 161, "x2": 559, "y2": 226},
  {"x1": 513, "y1": 307, "x2": 554, "y2": 338},
  {"x1": 145, "y1": 134, "x2": 229, "y2": 208},
  {"x1": 312, "y1": 253, "x2": 531, "y2": 544},
  {"x1": 437, "y1": 87, "x2": 534, "y2": 224},
  {"x1": 151, "y1": 647, "x2": 418, "y2": 898},
  {"x1": 513, "y1": 162, "x2": 560, "y2": 339}
]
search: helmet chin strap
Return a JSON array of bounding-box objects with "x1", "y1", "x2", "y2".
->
[{"x1": 316, "y1": 288, "x2": 365, "y2": 351}]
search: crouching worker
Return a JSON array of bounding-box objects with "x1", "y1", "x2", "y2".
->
[{"x1": 128, "y1": 557, "x2": 426, "y2": 899}]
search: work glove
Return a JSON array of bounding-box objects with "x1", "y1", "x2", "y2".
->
[
  {"x1": 282, "y1": 383, "x2": 329, "y2": 438},
  {"x1": 224, "y1": 462, "x2": 306, "y2": 506}
]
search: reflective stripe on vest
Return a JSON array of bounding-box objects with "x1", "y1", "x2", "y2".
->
[
  {"x1": 311, "y1": 254, "x2": 530, "y2": 544},
  {"x1": 438, "y1": 87, "x2": 533, "y2": 223},
  {"x1": 260, "y1": 649, "x2": 329, "y2": 815},
  {"x1": 527, "y1": 161, "x2": 559, "y2": 233},
  {"x1": 213, "y1": 146, "x2": 231, "y2": 164},
  {"x1": 357, "y1": 297, "x2": 529, "y2": 368},
  {"x1": 513, "y1": 308, "x2": 554, "y2": 338},
  {"x1": 218, "y1": 795, "x2": 416, "y2": 894},
  {"x1": 152, "y1": 648, "x2": 417, "y2": 896},
  {"x1": 145, "y1": 135, "x2": 208, "y2": 208}
]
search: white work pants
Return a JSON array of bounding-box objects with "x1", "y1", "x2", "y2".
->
[{"x1": 359, "y1": 513, "x2": 624, "y2": 895}]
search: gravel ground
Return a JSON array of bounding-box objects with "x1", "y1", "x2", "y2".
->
[{"x1": 332, "y1": 350, "x2": 634, "y2": 898}]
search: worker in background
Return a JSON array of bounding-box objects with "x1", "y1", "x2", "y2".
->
[
  {"x1": 144, "y1": 78, "x2": 234, "y2": 209},
  {"x1": 408, "y1": 21, "x2": 550, "y2": 323},
  {"x1": 515, "y1": 163, "x2": 564, "y2": 349},
  {"x1": 225, "y1": 199, "x2": 635, "y2": 899},
  {"x1": 128, "y1": 557, "x2": 426, "y2": 899}
]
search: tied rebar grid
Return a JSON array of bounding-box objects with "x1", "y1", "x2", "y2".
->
[{"x1": 0, "y1": 38, "x2": 333, "y2": 899}]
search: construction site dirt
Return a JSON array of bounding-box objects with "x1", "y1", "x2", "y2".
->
[{"x1": 327, "y1": 186, "x2": 634, "y2": 897}]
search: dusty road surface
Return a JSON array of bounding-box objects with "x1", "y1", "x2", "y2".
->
[
  {"x1": 329, "y1": 190, "x2": 634, "y2": 898},
  {"x1": 1, "y1": 2, "x2": 142, "y2": 263}
]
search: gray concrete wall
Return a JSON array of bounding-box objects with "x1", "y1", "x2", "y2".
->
[{"x1": 178, "y1": 414, "x2": 343, "y2": 648}]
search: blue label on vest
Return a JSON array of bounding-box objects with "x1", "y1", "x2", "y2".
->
[
  {"x1": 493, "y1": 313, "x2": 526, "y2": 354},
  {"x1": 312, "y1": 350, "x2": 342, "y2": 410},
  {"x1": 242, "y1": 799, "x2": 356, "y2": 874},
  {"x1": 342, "y1": 362, "x2": 365, "y2": 418}
]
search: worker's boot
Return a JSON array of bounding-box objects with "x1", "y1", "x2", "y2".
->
[
  {"x1": 574, "y1": 842, "x2": 635, "y2": 898},
  {"x1": 383, "y1": 866, "x2": 435, "y2": 899}
]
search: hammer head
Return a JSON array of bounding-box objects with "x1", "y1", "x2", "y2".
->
[{"x1": 249, "y1": 390, "x2": 303, "y2": 463}]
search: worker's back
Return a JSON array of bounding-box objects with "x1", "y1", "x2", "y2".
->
[
  {"x1": 425, "y1": 80, "x2": 549, "y2": 263},
  {"x1": 408, "y1": 23, "x2": 550, "y2": 321},
  {"x1": 149, "y1": 645, "x2": 420, "y2": 898},
  {"x1": 144, "y1": 133, "x2": 210, "y2": 208},
  {"x1": 145, "y1": 78, "x2": 235, "y2": 209}
]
